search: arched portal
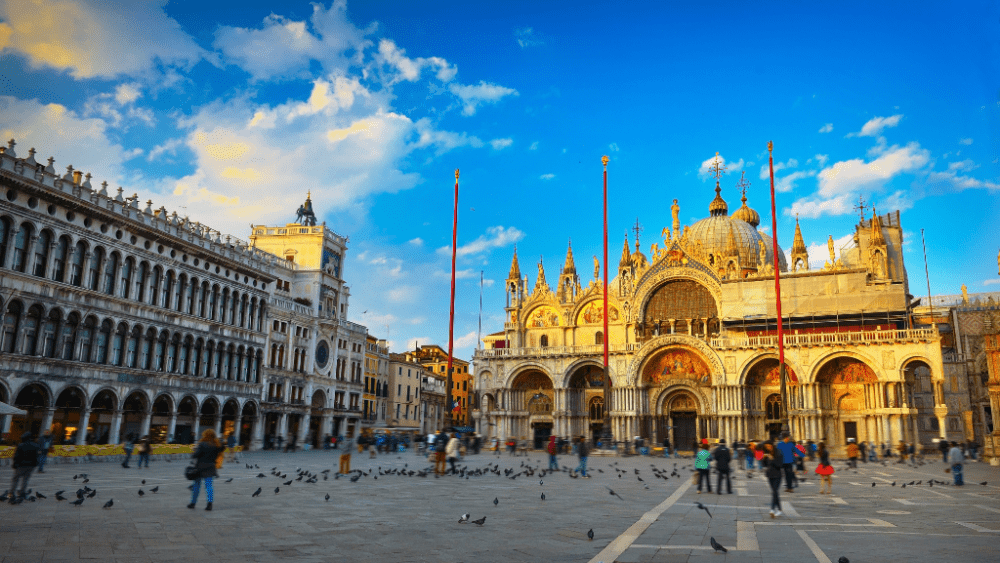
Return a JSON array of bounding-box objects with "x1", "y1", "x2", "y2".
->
[
  {"x1": 903, "y1": 358, "x2": 939, "y2": 442},
  {"x1": 11, "y1": 383, "x2": 51, "y2": 440},
  {"x1": 176, "y1": 396, "x2": 199, "y2": 444},
  {"x1": 120, "y1": 391, "x2": 148, "y2": 441},
  {"x1": 510, "y1": 369, "x2": 554, "y2": 449},
  {"x1": 566, "y1": 364, "x2": 607, "y2": 442},
  {"x1": 240, "y1": 401, "x2": 258, "y2": 449},
  {"x1": 308, "y1": 390, "x2": 327, "y2": 448},
  {"x1": 88, "y1": 390, "x2": 118, "y2": 444},
  {"x1": 816, "y1": 357, "x2": 878, "y2": 447},
  {"x1": 52, "y1": 386, "x2": 86, "y2": 444},
  {"x1": 745, "y1": 358, "x2": 799, "y2": 440},
  {"x1": 200, "y1": 397, "x2": 220, "y2": 436},
  {"x1": 656, "y1": 389, "x2": 702, "y2": 453},
  {"x1": 151, "y1": 395, "x2": 173, "y2": 443}
]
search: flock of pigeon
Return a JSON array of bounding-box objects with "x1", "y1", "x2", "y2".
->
[{"x1": 1, "y1": 454, "x2": 989, "y2": 560}]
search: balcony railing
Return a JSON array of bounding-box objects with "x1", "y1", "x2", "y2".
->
[
  {"x1": 475, "y1": 343, "x2": 638, "y2": 359},
  {"x1": 709, "y1": 328, "x2": 939, "y2": 349}
]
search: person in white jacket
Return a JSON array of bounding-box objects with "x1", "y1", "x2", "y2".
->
[
  {"x1": 446, "y1": 433, "x2": 461, "y2": 475},
  {"x1": 948, "y1": 441, "x2": 965, "y2": 486}
]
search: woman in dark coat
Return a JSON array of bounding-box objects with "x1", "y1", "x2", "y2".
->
[
  {"x1": 188, "y1": 429, "x2": 223, "y2": 511},
  {"x1": 762, "y1": 440, "x2": 785, "y2": 518}
]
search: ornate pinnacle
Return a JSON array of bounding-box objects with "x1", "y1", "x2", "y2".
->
[
  {"x1": 455, "y1": 168, "x2": 460, "y2": 179},
  {"x1": 602, "y1": 155, "x2": 609, "y2": 167}
]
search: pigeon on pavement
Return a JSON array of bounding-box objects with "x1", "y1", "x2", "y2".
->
[
  {"x1": 472, "y1": 516, "x2": 486, "y2": 526},
  {"x1": 103, "y1": 499, "x2": 113, "y2": 508},
  {"x1": 252, "y1": 488, "x2": 262, "y2": 497},
  {"x1": 493, "y1": 497, "x2": 499, "y2": 506},
  {"x1": 325, "y1": 494, "x2": 330, "y2": 501},
  {"x1": 70, "y1": 498, "x2": 84, "y2": 506},
  {"x1": 151, "y1": 487, "x2": 159, "y2": 493},
  {"x1": 695, "y1": 502, "x2": 712, "y2": 518},
  {"x1": 838, "y1": 558, "x2": 849, "y2": 563},
  {"x1": 587, "y1": 529, "x2": 594, "y2": 540},
  {"x1": 458, "y1": 513, "x2": 470, "y2": 523},
  {"x1": 541, "y1": 493, "x2": 546, "y2": 500},
  {"x1": 710, "y1": 537, "x2": 727, "y2": 553},
  {"x1": 605, "y1": 486, "x2": 624, "y2": 500}
]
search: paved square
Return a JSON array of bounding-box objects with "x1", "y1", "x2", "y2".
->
[{"x1": 2, "y1": 451, "x2": 998, "y2": 562}]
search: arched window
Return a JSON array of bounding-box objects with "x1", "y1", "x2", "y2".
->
[
  {"x1": 173, "y1": 274, "x2": 186, "y2": 312},
  {"x1": 22, "y1": 305, "x2": 42, "y2": 355},
  {"x1": 220, "y1": 289, "x2": 229, "y2": 323},
  {"x1": 248, "y1": 298, "x2": 257, "y2": 330},
  {"x1": 95, "y1": 320, "x2": 112, "y2": 364},
  {"x1": 78, "y1": 316, "x2": 96, "y2": 362},
  {"x1": 1, "y1": 301, "x2": 22, "y2": 353},
  {"x1": 119, "y1": 258, "x2": 133, "y2": 299},
  {"x1": 103, "y1": 253, "x2": 119, "y2": 295},
  {"x1": 154, "y1": 332, "x2": 167, "y2": 371},
  {"x1": 60, "y1": 313, "x2": 78, "y2": 360},
  {"x1": 184, "y1": 277, "x2": 195, "y2": 314},
  {"x1": 166, "y1": 334, "x2": 180, "y2": 372},
  {"x1": 0, "y1": 216, "x2": 11, "y2": 267},
  {"x1": 539, "y1": 335, "x2": 549, "y2": 347},
  {"x1": 221, "y1": 346, "x2": 232, "y2": 379},
  {"x1": 125, "y1": 326, "x2": 140, "y2": 367},
  {"x1": 11, "y1": 223, "x2": 33, "y2": 272},
  {"x1": 88, "y1": 247, "x2": 104, "y2": 291},
  {"x1": 595, "y1": 331, "x2": 604, "y2": 345},
  {"x1": 589, "y1": 396, "x2": 604, "y2": 420},
  {"x1": 111, "y1": 323, "x2": 127, "y2": 366},
  {"x1": 149, "y1": 266, "x2": 161, "y2": 306},
  {"x1": 134, "y1": 262, "x2": 148, "y2": 302},
  {"x1": 178, "y1": 336, "x2": 191, "y2": 375},
  {"x1": 198, "y1": 282, "x2": 208, "y2": 317},
  {"x1": 52, "y1": 236, "x2": 69, "y2": 282},
  {"x1": 239, "y1": 295, "x2": 248, "y2": 328},
  {"x1": 209, "y1": 286, "x2": 218, "y2": 320},
  {"x1": 253, "y1": 350, "x2": 262, "y2": 383},
  {"x1": 41, "y1": 310, "x2": 59, "y2": 358},
  {"x1": 212, "y1": 343, "x2": 222, "y2": 378},
  {"x1": 161, "y1": 271, "x2": 174, "y2": 309},
  {"x1": 765, "y1": 394, "x2": 782, "y2": 420},
  {"x1": 193, "y1": 339, "x2": 204, "y2": 376},
  {"x1": 69, "y1": 241, "x2": 86, "y2": 286},
  {"x1": 32, "y1": 230, "x2": 50, "y2": 277},
  {"x1": 229, "y1": 291, "x2": 239, "y2": 325},
  {"x1": 201, "y1": 341, "x2": 212, "y2": 377},
  {"x1": 140, "y1": 328, "x2": 155, "y2": 370}
]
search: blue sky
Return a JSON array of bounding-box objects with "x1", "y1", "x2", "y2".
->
[{"x1": 1, "y1": 0, "x2": 998, "y2": 359}]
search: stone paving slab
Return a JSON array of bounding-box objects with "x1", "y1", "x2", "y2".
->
[{"x1": 1, "y1": 450, "x2": 998, "y2": 562}]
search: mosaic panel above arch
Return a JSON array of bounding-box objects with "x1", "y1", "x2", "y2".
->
[
  {"x1": 642, "y1": 348, "x2": 711, "y2": 386},
  {"x1": 512, "y1": 370, "x2": 554, "y2": 390},
  {"x1": 524, "y1": 306, "x2": 560, "y2": 328},
  {"x1": 816, "y1": 357, "x2": 878, "y2": 384},
  {"x1": 641, "y1": 279, "x2": 718, "y2": 324},
  {"x1": 746, "y1": 358, "x2": 799, "y2": 385},
  {"x1": 576, "y1": 300, "x2": 620, "y2": 325}
]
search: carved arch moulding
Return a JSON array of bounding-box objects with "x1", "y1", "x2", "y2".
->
[
  {"x1": 631, "y1": 269, "x2": 722, "y2": 323},
  {"x1": 626, "y1": 334, "x2": 725, "y2": 387}
]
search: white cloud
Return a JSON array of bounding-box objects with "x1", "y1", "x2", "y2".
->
[
  {"x1": 948, "y1": 159, "x2": 977, "y2": 172},
  {"x1": 818, "y1": 123, "x2": 833, "y2": 133},
  {"x1": 759, "y1": 158, "x2": 799, "y2": 180},
  {"x1": 448, "y1": 81, "x2": 518, "y2": 116},
  {"x1": 773, "y1": 170, "x2": 815, "y2": 193},
  {"x1": 698, "y1": 153, "x2": 744, "y2": 181},
  {"x1": 849, "y1": 114, "x2": 903, "y2": 137},
  {"x1": 529, "y1": 141, "x2": 539, "y2": 151},
  {"x1": 788, "y1": 194, "x2": 853, "y2": 219},
  {"x1": 490, "y1": 138, "x2": 513, "y2": 150},
  {"x1": 437, "y1": 226, "x2": 525, "y2": 257},
  {"x1": 413, "y1": 118, "x2": 484, "y2": 154},
  {"x1": 0, "y1": 0, "x2": 207, "y2": 79},
  {"x1": 539, "y1": 173, "x2": 555, "y2": 180},
  {"x1": 376, "y1": 39, "x2": 457, "y2": 84},
  {"x1": 405, "y1": 337, "x2": 431, "y2": 350},
  {"x1": 515, "y1": 27, "x2": 544, "y2": 48},
  {"x1": 147, "y1": 137, "x2": 186, "y2": 162},
  {"x1": 0, "y1": 96, "x2": 131, "y2": 186},
  {"x1": 214, "y1": 2, "x2": 372, "y2": 81},
  {"x1": 800, "y1": 233, "x2": 855, "y2": 269},
  {"x1": 407, "y1": 237, "x2": 424, "y2": 246},
  {"x1": 608, "y1": 143, "x2": 620, "y2": 152},
  {"x1": 388, "y1": 286, "x2": 420, "y2": 303},
  {"x1": 984, "y1": 279, "x2": 1000, "y2": 286},
  {"x1": 924, "y1": 169, "x2": 1000, "y2": 192},
  {"x1": 815, "y1": 154, "x2": 829, "y2": 166},
  {"x1": 454, "y1": 331, "x2": 479, "y2": 348},
  {"x1": 114, "y1": 83, "x2": 142, "y2": 105},
  {"x1": 959, "y1": 138, "x2": 973, "y2": 145},
  {"x1": 817, "y1": 142, "x2": 930, "y2": 198},
  {"x1": 878, "y1": 190, "x2": 913, "y2": 213}
]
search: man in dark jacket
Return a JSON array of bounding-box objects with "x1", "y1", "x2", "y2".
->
[
  {"x1": 713, "y1": 439, "x2": 733, "y2": 494},
  {"x1": 10, "y1": 433, "x2": 40, "y2": 502},
  {"x1": 938, "y1": 439, "x2": 950, "y2": 463},
  {"x1": 576, "y1": 436, "x2": 590, "y2": 477}
]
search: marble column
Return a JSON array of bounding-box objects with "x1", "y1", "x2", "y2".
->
[
  {"x1": 298, "y1": 413, "x2": 311, "y2": 446},
  {"x1": 76, "y1": 408, "x2": 91, "y2": 445},
  {"x1": 139, "y1": 410, "x2": 152, "y2": 437},
  {"x1": 213, "y1": 414, "x2": 222, "y2": 436},
  {"x1": 232, "y1": 416, "x2": 243, "y2": 446},
  {"x1": 41, "y1": 407, "x2": 55, "y2": 434},
  {"x1": 167, "y1": 413, "x2": 177, "y2": 443},
  {"x1": 278, "y1": 413, "x2": 288, "y2": 443},
  {"x1": 108, "y1": 410, "x2": 123, "y2": 444},
  {"x1": 252, "y1": 417, "x2": 264, "y2": 450}
]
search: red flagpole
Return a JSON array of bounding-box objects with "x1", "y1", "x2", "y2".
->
[
  {"x1": 768, "y1": 142, "x2": 789, "y2": 433},
  {"x1": 601, "y1": 155, "x2": 611, "y2": 447},
  {"x1": 445, "y1": 169, "x2": 459, "y2": 429}
]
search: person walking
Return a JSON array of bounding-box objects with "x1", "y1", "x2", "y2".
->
[
  {"x1": 576, "y1": 435, "x2": 590, "y2": 478},
  {"x1": 859, "y1": 441, "x2": 868, "y2": 463},
  {"x1": 746, "y1": 440, "x2": 757, "y2": 471},
  {"x1": 713, "y1": 439, "x2": 733, "y2": 494},
  {"x1": 36, "y1": 431, "x2": 53, "y2": 473},
  {"x1": 846, "y1": 439, "x2": 859, "y2": 469},
  {"x1": 547, "y1": 435, "x2": 559, "y2": 470},
  {"x1": 816, "y1": 442, "x2": 834, "y2": 494},
  {"x1": 662, "y1": 437, "x2": 671, "y2": 458},
  {"x1": 9, "y1": 433, "x2": 40, "y2": 503},
  {"x1": 338, "y1": 437, "x2": 352, "y2": 474},
  {"x1": 763, "y1": 441, "x2": 785, "y2": 517},
  {"x1": 938, "y1": 439, "x2": 949, "y2": 463},
  {"x1": 948, "y1": 441, "x2": 965, "y2": 486},
  {"x1": 225, "y1": 431, "x2": 237, "y2": 463},
  {"x1": 695, "y1": 442, "x2": 712, "y2": 493},
  {"x1": 446, "y1": 432, "x2": 460, "y2": 474},
  {"x1": 122, "y1": 433, "x2": 136, "y2": 468},
  {"x1": 188, "y1": 429, "x2": 223, "y2": 511},
  {"x1": 136, "y1": 435, "x2": 151, "y2": 469},
  {"x1": 777, "y1": 433, "x2": 801, "y2": 491},
  {"x1": 434, "y1": 430, "x2": 448, "y2": 476}
]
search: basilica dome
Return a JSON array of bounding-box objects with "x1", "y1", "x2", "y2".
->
[{"x1": 687, "y1": 183, "x2": 787, "y2": 272}]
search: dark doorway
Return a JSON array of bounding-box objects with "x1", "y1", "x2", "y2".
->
[
  {"x1": 843, "y1": 421, "x2": 858, "y2": 443},
  {"x1": 673, "y1": 412, "x2": 697, "y2": 452},
  {"x1": 532, "y1": 422, "x2": 552, "y2": 450},
  {"x1": 765, "y1": 423, "x2": 783, "y2": 440}
]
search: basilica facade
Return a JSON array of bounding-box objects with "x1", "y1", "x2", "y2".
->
[{"x1": 472, "y1": 178, "x2": 948, "y2": 454}]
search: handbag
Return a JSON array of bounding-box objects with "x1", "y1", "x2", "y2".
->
[{"x1": 185, "y1": 464, "x2": 199, "y2": 480}]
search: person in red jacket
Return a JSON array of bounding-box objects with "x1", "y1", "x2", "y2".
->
[{"x1": 547, "y1": 436, "x2": 558, "y2": 470}]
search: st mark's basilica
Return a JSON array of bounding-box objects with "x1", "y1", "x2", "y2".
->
[{"x1": 472, "y1": 168, "x2": 958, "y2": 455}]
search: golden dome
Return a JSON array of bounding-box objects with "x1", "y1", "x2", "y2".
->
[
  {"x1": 731, "y1": 194, "x2": 761, "y2": 228},
  {"x1": 688, "y1": 214, "x2": 787, "y2": 272}
]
